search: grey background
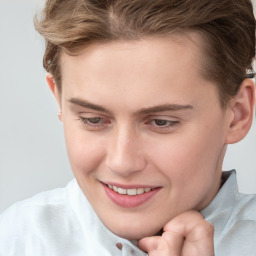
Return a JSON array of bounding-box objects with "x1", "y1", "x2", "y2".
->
[{"x1": 0, "y1": 0, "x2": 256, "y2": 213}]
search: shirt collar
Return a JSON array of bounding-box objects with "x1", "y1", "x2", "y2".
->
[{"x1": 201, "y1": 170, "x2": 238, "y2": 227}]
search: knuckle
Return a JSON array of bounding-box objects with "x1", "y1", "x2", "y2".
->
[{"x1": 193, "y1": 220, "x2": 214, "y2": 239}]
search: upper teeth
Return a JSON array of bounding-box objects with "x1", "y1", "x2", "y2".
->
[{"x1": 108, "y1": 184, "x2": 152, "y2": 195}]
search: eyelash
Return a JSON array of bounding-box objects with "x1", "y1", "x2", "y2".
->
[
  {"x1": 147, "y1": 119, "x2": 180, "y2": 130},
  {"x1": 79, "y1": 116, "x2": 109, "y2": 128}
]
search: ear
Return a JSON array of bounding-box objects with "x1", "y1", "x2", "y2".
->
[
  {"x1": 46, "y1": 73, "x2": 62, "y2": 114},
  {"x1": 225, "y1": 78, "x2": 255, "y2": 144}
]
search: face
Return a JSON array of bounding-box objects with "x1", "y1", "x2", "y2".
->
[{"x1": 53, "y1": 35, "x2": 232, "y2": 240}]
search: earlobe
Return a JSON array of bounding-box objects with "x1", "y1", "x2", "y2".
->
[{"x1": 225, "y1": 78, "x2": 255, "y2": 144}]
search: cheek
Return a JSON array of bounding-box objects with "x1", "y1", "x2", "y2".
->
[
  {"x1": 147, "y1": 137, "x2": 221, "y2": 211},
  {"x1": 148, "y1": 126, "x2": 224, "y2": 185},
  {"x1": 63, "y1": 125, "x2": 106, "y2": 175}
]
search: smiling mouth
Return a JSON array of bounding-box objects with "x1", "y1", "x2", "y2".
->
[
  {"x1": 107, "y1": 184, "x2": 152, "y2": 196},
  {"x1": 103, "y1": 182, "x2": 161, "y2": 208}
]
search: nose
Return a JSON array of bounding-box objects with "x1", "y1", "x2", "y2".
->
[{"x1": 106, "y1": 126, "x2": 147, "y2": 177}]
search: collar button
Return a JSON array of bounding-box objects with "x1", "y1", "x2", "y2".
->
[{"x1": 116, "y1": 242, "x2": 123, "y2": 250}]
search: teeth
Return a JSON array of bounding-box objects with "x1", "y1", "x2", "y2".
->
[
  {"x1": 137, "y1": 188, "x2": 144, "y2": 195},
  {"x1": 127, "y1": 188, "x2": 137, "y2": 196},
  {"x1": 107, "y1": 185, "x2": 152, "y2": 196},
  {"x1": 117, "y1": 188, "x2": 126, "y2": 194}
]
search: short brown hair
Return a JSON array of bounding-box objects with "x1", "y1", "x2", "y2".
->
[{"x1": 34, "y1": 0, "x2": 255, "y2": 106}]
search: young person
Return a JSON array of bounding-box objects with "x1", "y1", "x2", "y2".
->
[{"x1": 0, "y1": 0, "x2": 255, "y2": 255}]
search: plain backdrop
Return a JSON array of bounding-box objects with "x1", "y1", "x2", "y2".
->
[{"x1": 0, "y1": 0, "x2": 256, "y2": 213}]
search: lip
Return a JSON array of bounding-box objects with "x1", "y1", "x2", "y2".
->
[{"x1": 102, "y1": 182, "x2": 161, "y2": 208}]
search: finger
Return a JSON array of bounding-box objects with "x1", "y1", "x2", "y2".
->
[
  {"x1": 138, "y1": 233, "x2": 184, "y2": 256},
  {"x1": 164, "y1": 210, "x2": 214, "y2": 256},
  {"x1": 138, "y1": 236, "x2": 161, "y2": 253},
  {"x1": 182, "y1": 218, "x2": 214, "y2": 256},
  {"x1": 162, "y1": 230, "x2": 184, "y2": 255}
]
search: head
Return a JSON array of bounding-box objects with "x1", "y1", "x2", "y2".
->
[{"x1": 35, "y1": 0, "x2": 255, "y2": 239}]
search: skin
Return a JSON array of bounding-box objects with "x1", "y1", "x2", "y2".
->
[
  {"x1": 47, "y1": 34, "x2": 255, "y2": 250},
  {"x1": 138, "y1": 210, "x2": 214, "y2": 255}
]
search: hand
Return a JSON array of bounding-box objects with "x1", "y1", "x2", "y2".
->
[{"x1": 138, "y1": 210, "x2": 214, "y2": 256}]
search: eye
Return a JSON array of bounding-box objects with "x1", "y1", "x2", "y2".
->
[
  {"x1": 84, "y1": 117, "x2": 103, "y2": 124},
  {"x1": 146, "y1": 118, "x2": 180, "y2": 132},
  {"x1": 153, "y1": 119, "x2": 171, "y2": 127},
  {"x1": 151, "y1": 119, "x2": 179, "y2": 127},
  {"x1": 79, "y1": 116, "x2": 110, "y2": 130}
]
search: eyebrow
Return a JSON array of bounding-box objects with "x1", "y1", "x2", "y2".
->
[
  {"x1": 68, "y1": 98, "x2": 111, "y2": 114},
  {"x1": 68, "y1": 97, "x2": 193, "y2": 115},
  {"x1": 136, "y1": 104, "x2": 193, "y2": 115}
]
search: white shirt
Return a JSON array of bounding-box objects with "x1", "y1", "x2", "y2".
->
[
  {"x1": 0, "y1": 179, "x2": 146, "y2": 256},
  {"x1": 0, "y1": 170, "x2": 256, "y2": 256},
  {"x1": 202, "y1": 171, "x2": 256, "y2": 256}
]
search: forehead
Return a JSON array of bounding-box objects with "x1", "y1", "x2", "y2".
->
[
  {"x1": 59, "y1": 33, "x2": 218, "y2": 111},
  {"x1": 60, "y1": 33, "x2": 206, "y2": 77}
]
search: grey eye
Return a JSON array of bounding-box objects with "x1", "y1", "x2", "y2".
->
[
  {"x1": 87, "y1": 117, "x2": 102, "y2": 124},
  {"x1": 153, "y1": 119, "x2": 169, "y2": 126}
]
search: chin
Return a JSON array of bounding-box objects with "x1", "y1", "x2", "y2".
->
[{"x1": 105, "y1": 221, "x2": 162, "y2": 240}]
